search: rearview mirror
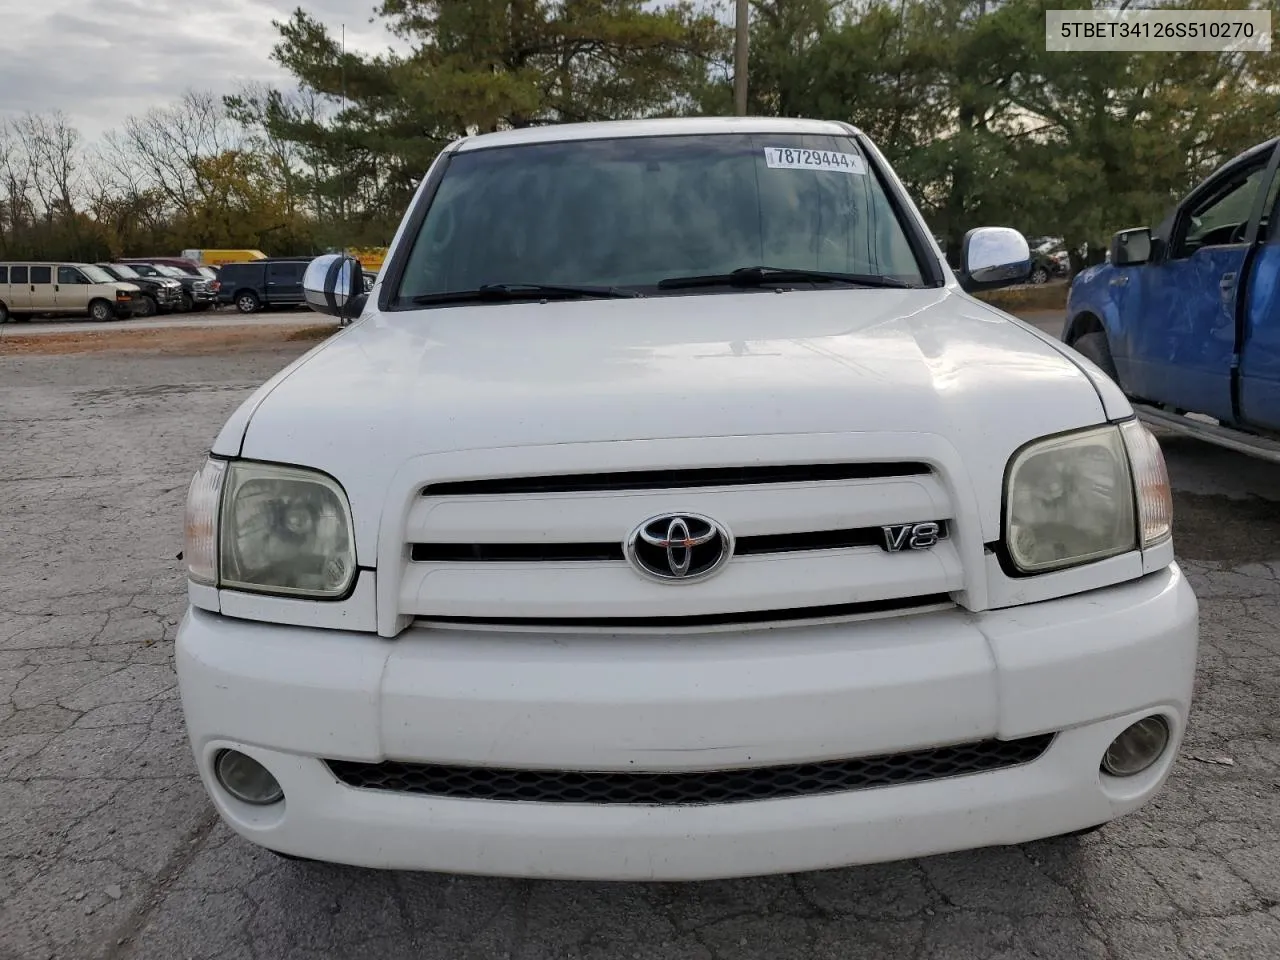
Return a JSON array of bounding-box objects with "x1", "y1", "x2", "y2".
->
[
  {"x1": 303, "y1": 254, "x2": 366, "y2": 320},
  {"x1": 1110, "y1": 228, "x2": 1151, "y2": 267},
  {"x1": 959, "y1": 227, "x2": 1032, "y2": 292}
]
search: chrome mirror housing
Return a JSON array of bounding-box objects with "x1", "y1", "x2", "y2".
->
[
  {"x1": 960, "y1": 227, "x2": 1032, "y2": 292},
  {"x1": 303, "y1": 254, "x2": 366, "y2": 319}
]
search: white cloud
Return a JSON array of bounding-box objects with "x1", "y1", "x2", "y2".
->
[{"x1": 0, "y1": 0, "x2": 399, "y2": 143}]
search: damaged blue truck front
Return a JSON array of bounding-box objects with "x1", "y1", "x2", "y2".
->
[{"x1": 1064, "y1": 136, "x2": 1280, "y2": 462}]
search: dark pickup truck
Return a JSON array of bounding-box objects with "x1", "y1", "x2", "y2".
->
[
  {"x1": 121, "y1": 261, "x2": 216, "y2": 312},
  {"x1": 97, "y1": 263, "x2": 184, "y2": 316}
]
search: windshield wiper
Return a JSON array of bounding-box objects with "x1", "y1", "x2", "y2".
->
[
  {"x1": 657, "y1": 266, "x2": 914, "y2": 290},
  {"x1": 410, "y1": 282, "x2": 643, "y2": 305}
]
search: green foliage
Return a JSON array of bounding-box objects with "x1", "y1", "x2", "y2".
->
[
  {"x1": 263, "y1": 0, "x2": 728, "y2": 236},
  {"x1": 724, "y1": 0, "x2": 1280, "y2": 262}
]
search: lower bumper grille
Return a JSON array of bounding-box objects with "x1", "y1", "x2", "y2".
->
[{"x1": 325, "y1": 735, "x2": 1054, "y2": 806}]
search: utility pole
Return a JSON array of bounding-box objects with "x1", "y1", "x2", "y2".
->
[
  {"x1": 733, "y1": 0, "x2": 749, "y2": 116},
  {"x1": 340, "y1": 23, "x2": 348, "y2": 229}
]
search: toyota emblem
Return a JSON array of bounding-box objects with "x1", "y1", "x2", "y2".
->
[{"x1": 625, "y1": 513, "x2": 732, "y2": 583}]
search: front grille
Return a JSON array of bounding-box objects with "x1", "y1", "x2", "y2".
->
[
  {"x1": 410, "y1": 521, "x2": 948, "y2": 563},
  {"x1": 326, "y1": 735, "x2": 1052, "y2": 805},
  {"x1": 400, "y1": 458, "x2": 961, "y2": 624}
]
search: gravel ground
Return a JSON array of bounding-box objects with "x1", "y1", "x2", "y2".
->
[
  {"x1": 1, "y1": 342, "x2": 1278, "y2": 960},
  {"x1": 0, "y1": 307, "x2": 316, "y2": 337}
]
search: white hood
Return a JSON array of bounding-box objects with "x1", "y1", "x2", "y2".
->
[{"x1": 216, "y1": 287, "x2": 1113, "y2": 555}]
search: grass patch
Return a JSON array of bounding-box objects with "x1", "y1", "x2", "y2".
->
[
  {"x1": 0, "y1": 322, "x2": 338, "y2": 356},
  {"x1": 975, "y1": 281, "x2": 1069, "y2": 313},
  {"x1": 286, "y1": 325, "x2": 342, "y2": 342}
]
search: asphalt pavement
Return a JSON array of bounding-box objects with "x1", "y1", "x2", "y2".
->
[{"x1": 2, "y1": 324, "x2": 1277, "y2": 960}]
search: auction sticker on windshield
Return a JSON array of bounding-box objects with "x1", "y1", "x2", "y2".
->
[{"x1": 763, "y1": 147, "x2": 866, "y2": 175}]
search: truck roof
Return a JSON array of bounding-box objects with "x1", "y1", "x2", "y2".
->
[{"x1": 452, "y1": 116, "x2": 861, "y2": 153}]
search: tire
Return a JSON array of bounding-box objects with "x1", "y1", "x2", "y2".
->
[
  {"x1": 179, "y1": 291, "x2": 194, "y2": 313},
  {"x1": 1030, "y1": 266, "x2": 1050, "y2": 285},
  {"x1": 236, "y1": 291, "x2": 261, "y2": 314},
  {"x1": 136, "y1": 294, "x2": 158, "y2": 318},
  {"x1": 193, "y1": 301, "x2": 212, "y2": 312},
  {"x1": 0, "y1": 301, "x2": 8, "y2": 323},
  {"x1": 88, "y1": 299, "x2": 115, "y2": 323},
  {"x1": 1071, "y1": 330, "x2": 1119, "y2": 381}
]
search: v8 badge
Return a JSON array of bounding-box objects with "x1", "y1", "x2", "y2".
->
[{"x1": 881, "y1": 521, "x2": 943, "y2": 552}]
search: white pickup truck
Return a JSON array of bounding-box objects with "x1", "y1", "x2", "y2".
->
[{"x1": 177, "y1": 117, "x2": 1198, "y2": 881}]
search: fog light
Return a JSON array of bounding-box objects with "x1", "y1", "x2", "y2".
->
[
  {"x1": 214, "y1": 749, "x2": 283, "y2": 805},
  {"x1": 1101, "y1": 715, "x2": 1170, "y2": 777}
]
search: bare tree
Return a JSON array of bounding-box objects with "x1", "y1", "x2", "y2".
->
[
  {"x1": 0, "y1": 120, "x2": 37, "y2": 252},
  {"x1": 11, "y1": 111, "x2": 82, "y2": 224},
  {"x1": 121, "y1": 90, "x2": 243, "y2": 215}
]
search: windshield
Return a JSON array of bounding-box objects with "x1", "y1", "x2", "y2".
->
[
  {"x1": 110, "y1": 264, "x2": 141, "y2": 279},
  {"x1": 81, "y1": 265, "x2": 114, "y2": 283},
  {"x1": 131, "y1": 264, "x2": 160, "y2": 277},
  {"x1": 394, "y1": 133, "x2": 925, "y2": 304},
  {"x1": 198, "y1": 267, "x2": 217, "y2": 279},
  {"x1": 156, "y1": 265, "x2": 185, "y2": 278}
]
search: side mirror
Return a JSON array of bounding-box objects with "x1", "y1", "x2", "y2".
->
[
  {"x1": 1110, "y1": 228, "x2": 1152, "y2": 267},
  {"x1": 303, "y1": 254, "x2": 366, "y2": 320},
  {"x1": 959, "y1": 227, "x2": 1032, "y2": 292}
]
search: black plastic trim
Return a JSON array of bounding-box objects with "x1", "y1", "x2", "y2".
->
[
  {"x1": 410, "y1": 522, "x2": 948, "y2": 563},
  {"x1": 415, "y1": 593, "x2": 953, "y2": 628},
  {"x1": 845, "y1": 126, "x2": 946, "y2": 288},
  {"x1": 422, "y1": 462, "x2": 931, "y2": 497},
  {"x1": 380, "y1": 145, "x2": 459, "y2": 314},
  {"x1": 325, "y1": 733, "x2": 1054, "y2": 805}
]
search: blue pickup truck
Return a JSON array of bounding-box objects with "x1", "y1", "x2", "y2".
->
[{"x1": 1064, "y1": 137, "x2": 1280, "y2": 462}]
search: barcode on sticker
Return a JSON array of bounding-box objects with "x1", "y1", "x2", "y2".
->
[{"x1": 763, "y1": 147, "x2": 865, "y2": 175}]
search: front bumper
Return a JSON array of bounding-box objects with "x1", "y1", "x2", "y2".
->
[{"x1": 176, "y1": 565, "x2": 1198, "y2": 880}]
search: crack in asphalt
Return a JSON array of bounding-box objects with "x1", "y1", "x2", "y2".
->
[{"x1": 101, "y1": 811, "x2": 221, "y2": 960}]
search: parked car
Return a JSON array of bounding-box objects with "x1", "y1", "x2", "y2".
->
[
  {"x1": 1026, "y1": 237, "x2": 1069, "y2": 284},
  {"x1": 1065, "y1": 135, "x2": 1280, "y2": 462},
  {"x1": 177, "y1": 117, "x2": 1196, "y2": 880},
  {"x1": 1028, "y1": 250, "x2": 1067, "y2": 284},
  {"x1": 123, "y1": 261, "x2": 216, "y2": 312},
  {"x1": 216, "y1": 257, "x2": 313, "y2": 313},
  {"x1": 97, "y1": 263, "x2": 184, "y2": 317},
  {"x1": 0, "y1": 261, "x2": 139, "y2": 322}
]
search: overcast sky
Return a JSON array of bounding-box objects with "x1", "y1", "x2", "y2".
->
[{"x1": 0, "y1": 0, "x2": 399, "y2": 143}]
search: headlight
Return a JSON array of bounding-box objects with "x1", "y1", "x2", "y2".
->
[
  {"x1": 1005, "y1": 425, "x2": 1136, "y2": 573},
  {"x1": 182, "y1": 458, "x2": 356, "y2": 598},
  {"x1": 220, "y1": 462, "x2": 356, "y2": 597}
]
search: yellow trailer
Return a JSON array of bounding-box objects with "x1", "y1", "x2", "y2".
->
[
  {"x1": 181, "y1": 249, "x2": 269, "y2": 267},
  {"x1": 348, "y1": 247, "x2": 388, "y2": 274}
]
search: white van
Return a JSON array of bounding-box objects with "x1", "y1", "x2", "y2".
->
[{"x1": 0, "y1": 262, "x2": 140, "y2": 322}]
